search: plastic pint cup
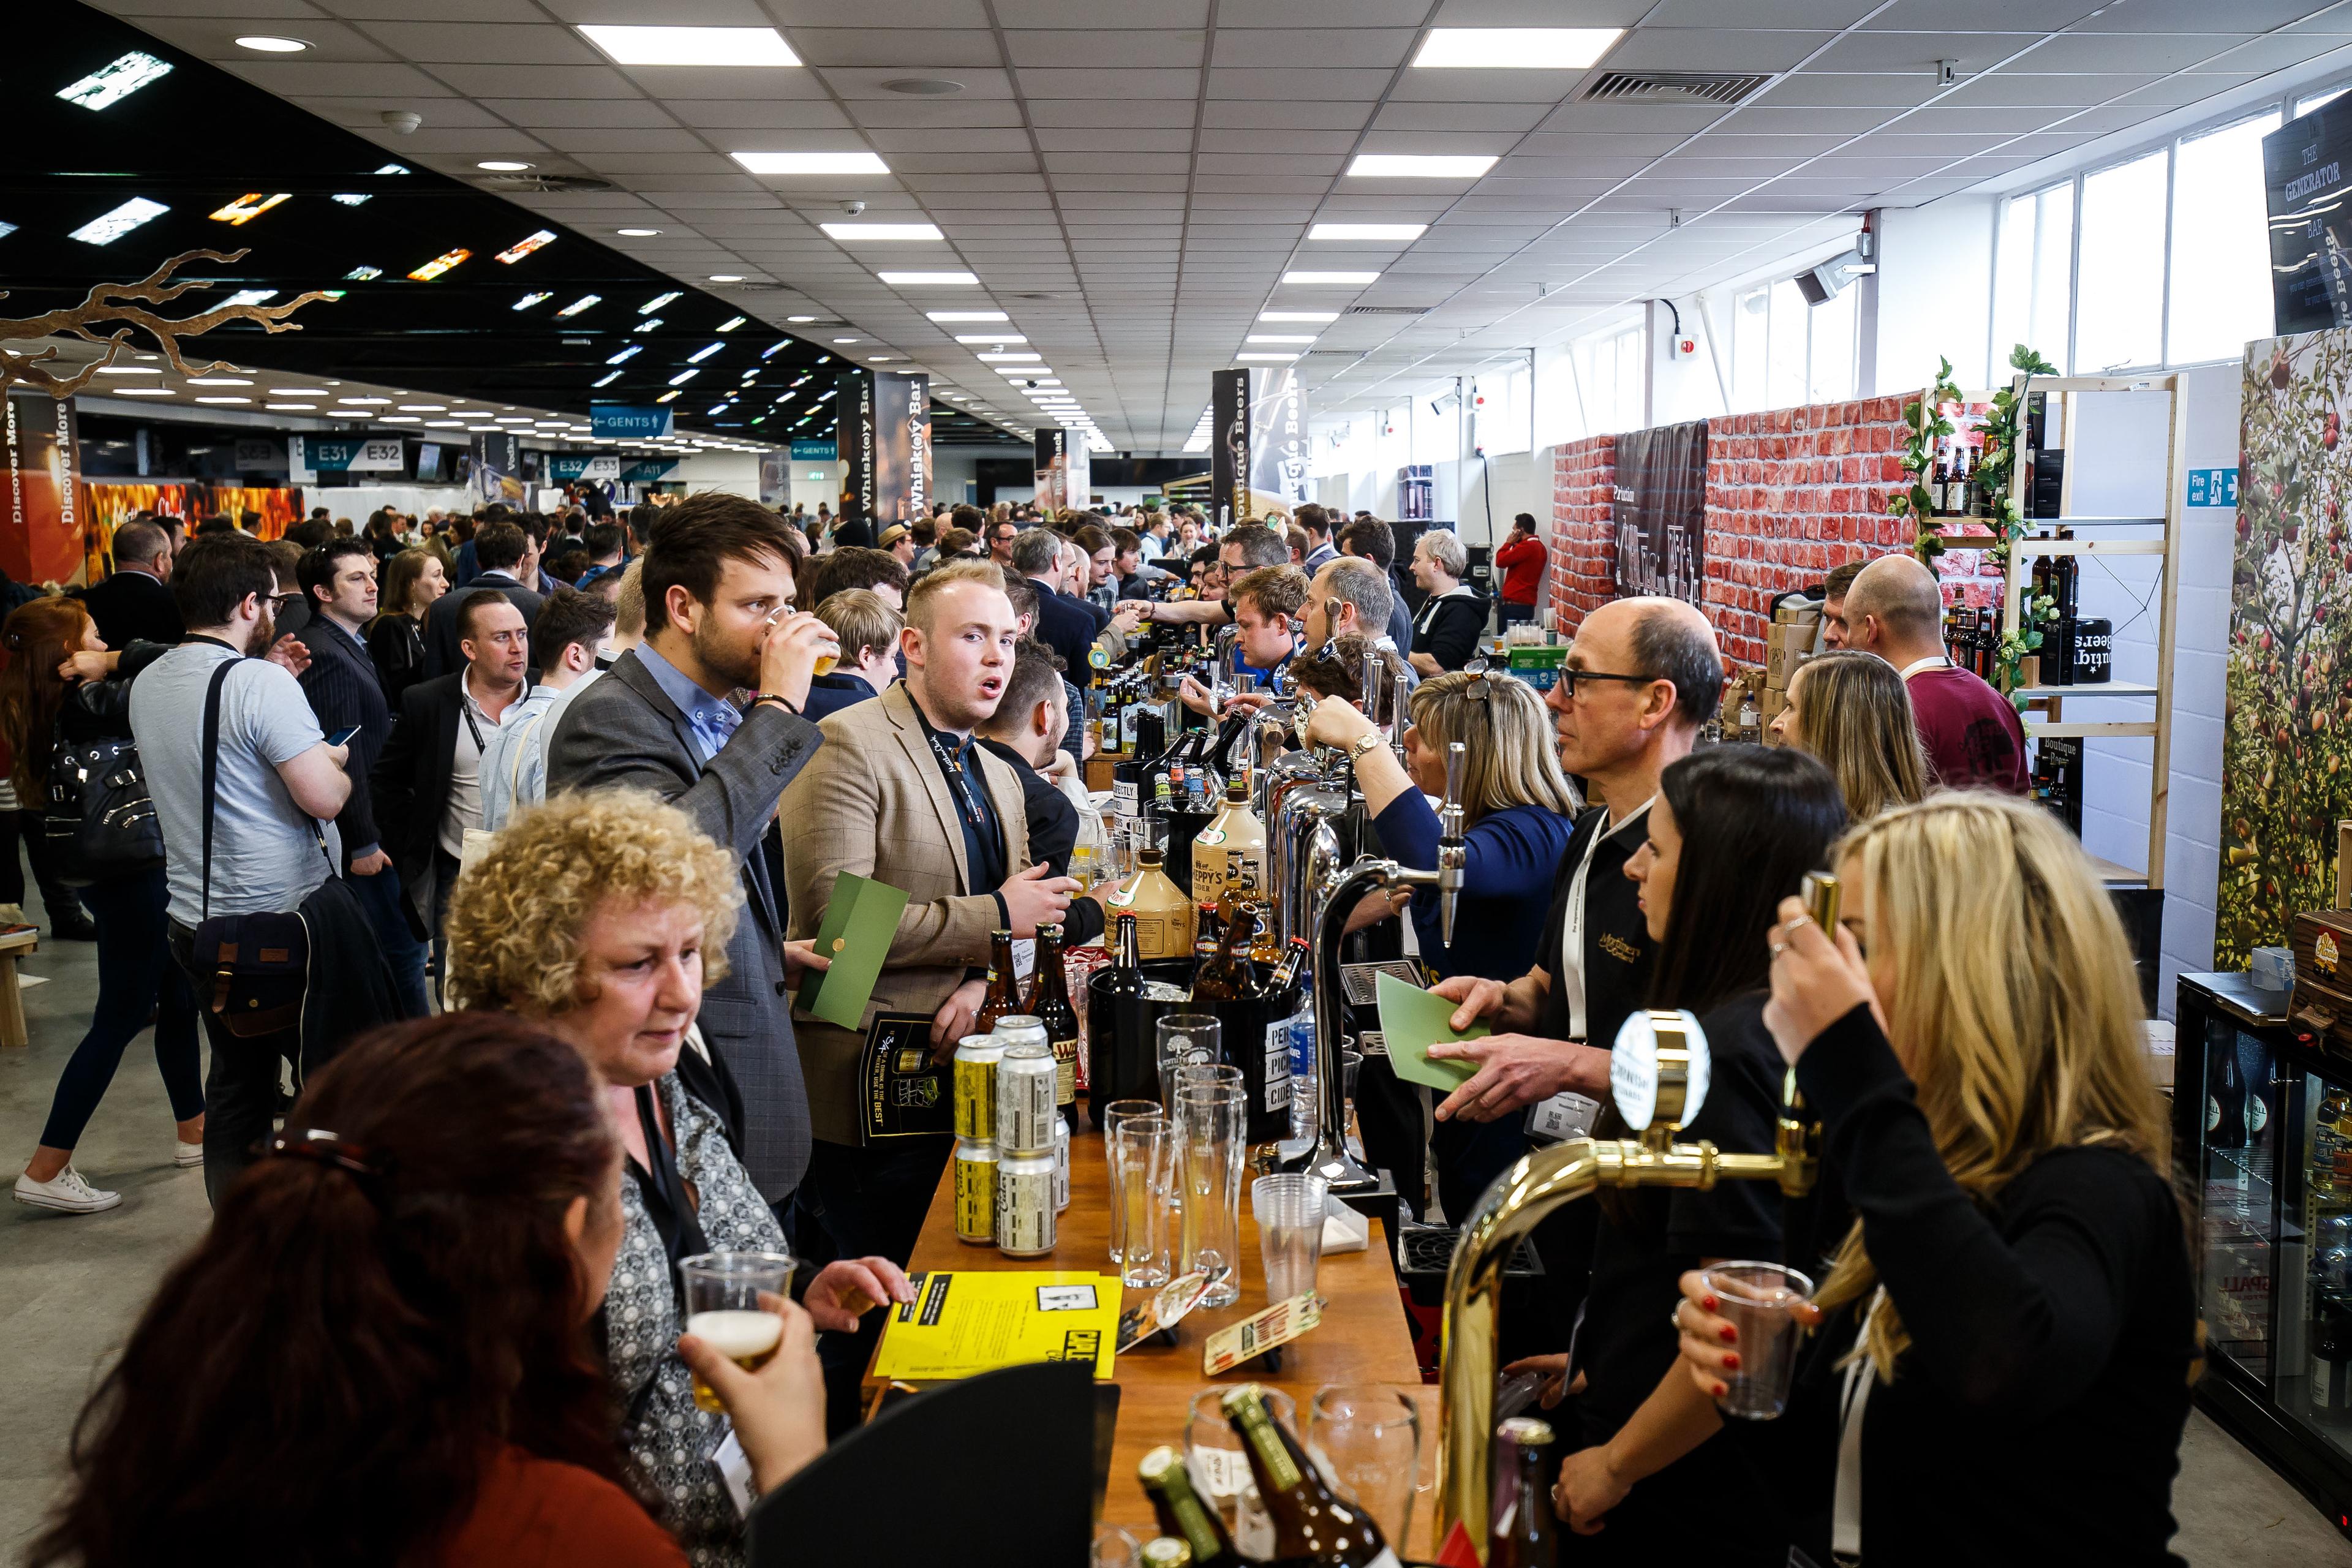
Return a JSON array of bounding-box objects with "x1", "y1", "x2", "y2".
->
[
  {"x1": 680, "y1": 1250, "x2": 796, "y2": 1414},
  {"x1": 1702, "y1": 1260, "x2": 1814, "y2": 1420}
]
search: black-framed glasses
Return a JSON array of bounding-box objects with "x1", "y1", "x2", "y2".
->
[
  {"x1": 1556, "y1": 667, "x2": 1659, "y2": 700},
  {"x1": 269, "y1": 590, "x2": 303, "y2": 611}
]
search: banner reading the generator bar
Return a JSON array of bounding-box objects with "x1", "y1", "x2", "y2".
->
[
  {"x1": 1033, "y1": 428, "x2": 1090, "y2": 513},
  {"x1": 842, "y1": 369, "x2": 931, "y2": 530},
  {"x1": 1211, "y1": 367, "x2": 1311, "y2": 527}
]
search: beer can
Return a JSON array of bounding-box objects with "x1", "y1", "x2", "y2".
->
[
  {"x1": 952, "y1": 1034, "x2": 1004, "y2": 1142},
  {"x1": 995, "y1": 1039, "x2": 1057, "y2": 1154},
  {"x1": 1052, "y1": 1113, "x2": 1071, "y2": 1213},
  {"x1": 953, "y1": 1138, "x2": 998, "y2": 1246},
  {"x1": 997, "y1": 1148, "x2": 1057, "y2": 1256}
]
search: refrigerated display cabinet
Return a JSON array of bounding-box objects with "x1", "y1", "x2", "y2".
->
[{"x1": 2179, "y1": 970, "x2": 2352, "y2": 1536}]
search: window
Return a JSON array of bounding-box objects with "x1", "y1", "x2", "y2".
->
[
  {"x1": 1732, "y1": 286, "x2": 1766, "y2": 412},
  {"x1": 1767, "y1": 279, "x2": 1807, "y2": 409},
  {"x1": 1808, "y1": 284, "x2": 1858, "y2": 404},
  {"x1": 1992, "y1": 182, "x2": 2075, "y2": 372},
  {"x1": 1475, "y1": 362, "x2": 1532, "y2": 456},
  {"x1": 2299, "y1": 85, "x2": 2348, "y2": 118},
  {"x1": 1570, "y1": 326, "x2": 1643, "y2": 434},
  {"x1": 1726, "y1": 274, "x2": 1855, "y2": 413},
  {"x1": 2168, "y1": 111, "x2": 2280, "y2": 365},
  {"x1": 2075, "y1": 149, "x2": 2169, "y2": 371}
]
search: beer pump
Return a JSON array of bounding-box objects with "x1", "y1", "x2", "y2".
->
[
  {"x1": 1433, "y1": 873, "x2": 1838, "y2": 1553},
  {"x1": 1292, "y1": 742, "x2": 1471, "y2": 1194}
]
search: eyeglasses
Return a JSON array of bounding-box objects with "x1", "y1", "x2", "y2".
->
[
  {"x1": 1556, "y1": 667, "x2": 1660, "y2": 701},
  {"x1": 1459, "y1": 657, "x2": 1497, "y2": 703}
]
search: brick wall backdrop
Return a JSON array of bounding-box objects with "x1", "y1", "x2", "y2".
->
[{"x1": 1545, "y1": 396, "x2": 2005, "y2": 668}]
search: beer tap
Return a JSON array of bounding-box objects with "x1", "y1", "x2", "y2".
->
[
  {"x1": 1436, "y1": 741, "x2": 1468, "y2": 948},
  {"x1": 1431, "y1": 874, "x2": 1838, "y2": 1551}
]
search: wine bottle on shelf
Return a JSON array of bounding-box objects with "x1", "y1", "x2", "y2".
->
[
  {"x1": 2209, "y1": 1044, "x2": 2249, "y2": 1152},
  {"x1": 1221, "y1": 1384, "x2": 1400, "y2": 1568},
  {"x1": 1931, "y1": 450, "x2": 1952, "y2": 515},
  {"x1": 1027, "y1": 922, "x2": 1083, "y2": 1112},
  {"x1": 1137, "y1": 1446, "x2": 1240, "y2": 1568},
  {"x1": 974, "y1": 929, "x2": 1023, "y2": 1036},
  {"x1": 1489, "y1": 1417, "x2": 1559, "y2": 1568}
]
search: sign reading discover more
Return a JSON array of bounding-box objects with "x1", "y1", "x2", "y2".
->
[
  {"x1": 289, "y1": 436, "x2": 405, "y2": 480},
  {"x1": 590, "y1": 405, "x2": 674, "y2": 440}
]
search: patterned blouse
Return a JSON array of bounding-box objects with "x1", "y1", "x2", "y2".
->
[{"x1": 605, "y1": 1072, "x2": 787, "y2": 1568}]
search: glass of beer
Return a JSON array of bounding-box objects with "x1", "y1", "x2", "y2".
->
[{"x1": 679, "y1": 1249, "x2": 796, "y2": 1414}]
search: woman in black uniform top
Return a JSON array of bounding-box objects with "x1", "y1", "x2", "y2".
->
[
  {"x1": 1510, "y1": 744, "x2": 1847, "y2": 1563},
  {"x1": 1668, "y1": 793, "x2": 2196, "y2": 1566}
]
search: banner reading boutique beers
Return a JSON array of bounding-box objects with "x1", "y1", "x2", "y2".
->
[
  {"x1": 842, "y1": 369, "x2": 930, "y2": 531},
  {"x1": 1210, "y1": 367, "x2": 1311, "y2": 527}
]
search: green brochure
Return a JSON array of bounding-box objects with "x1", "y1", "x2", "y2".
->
[
  {"x1": 1376, "y1": 970, "x2": 1488, "y2": 1093},
  {"x1": 797, "y1": 872, "x2": 912, "y2": 1030}
]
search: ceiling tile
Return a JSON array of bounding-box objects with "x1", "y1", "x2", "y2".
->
[{"x1": 1004, "y1": 29, "x2": 1205, "y2": 67}]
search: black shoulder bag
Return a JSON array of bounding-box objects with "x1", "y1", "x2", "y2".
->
[{"x1": 190, "y1": 657, "x2": 330, "y2": 1038}]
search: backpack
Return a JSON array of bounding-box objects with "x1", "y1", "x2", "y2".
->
[{"x1": 44, "y1": 723, "x2": 164, "y2": 887}]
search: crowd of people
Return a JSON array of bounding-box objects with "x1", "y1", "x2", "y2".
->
[{"x1": 1, "y1": 484, "x2": 2197, "y2": 1567}]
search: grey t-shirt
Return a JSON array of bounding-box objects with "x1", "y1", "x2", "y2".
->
[{"x1": 131, "y1": 641, "x2": 341, "y2": 928}]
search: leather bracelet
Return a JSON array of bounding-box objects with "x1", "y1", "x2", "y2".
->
[{"x1": 751, "y1": 692, "x2": 802, "y2": 715}]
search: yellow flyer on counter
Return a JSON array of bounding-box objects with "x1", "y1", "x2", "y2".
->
[{"x1": 870, "y1": 1270, "x2": 1120, "y2": 1381}]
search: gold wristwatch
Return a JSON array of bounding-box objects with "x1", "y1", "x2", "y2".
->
[{"x1": 1347, "y1": 731, "x2": 1385, "y2": 766}]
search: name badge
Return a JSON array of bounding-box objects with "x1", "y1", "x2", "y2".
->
[
  {"x1": 711, "y1": 1429, "x2": 757, "y2": 1518},
  {"x1": 1525, "y1": 1091, "x2": 1600, "y2": 1144}
]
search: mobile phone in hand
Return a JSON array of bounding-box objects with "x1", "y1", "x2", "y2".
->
[{"x1": 325, "y1": 723, "x2": 362, "y2": 747}]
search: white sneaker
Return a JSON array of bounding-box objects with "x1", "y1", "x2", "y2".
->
[
  {"x1": 173, "y1": 1141, "x2": 204, "y2": 1169},
  {"x1": 13, "y1": 1167, "x2": 122, "y2": 1214}
]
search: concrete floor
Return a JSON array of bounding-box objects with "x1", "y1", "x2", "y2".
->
[{"x1": 2, "y1": 922, "x2": 2351, "y2": 1562}]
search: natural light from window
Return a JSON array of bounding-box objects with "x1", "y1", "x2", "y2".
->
[
  {"x1": 1992, "y1": 183, "x2": 2075, "y2": 372},
  {"x1": 2168, "y1": 111, "x2": 2280, "y2": 365},
  {"x1": 2075, "y1": 149, "x2": 2169, "y2": 371}
]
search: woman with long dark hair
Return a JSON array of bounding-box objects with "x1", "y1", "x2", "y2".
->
[
  {"x1": 368, "y1": 546, "x2": 448, "y2": 708},
  {"x1": 5, "y1": 596, "x2": 202, "y2": 1215},
  {"x1": 28, "y1": 1013, "x2": 827, "y2": 1568},
  {"x1": 1507, "y1": 744, "x2": 1847, "y2": 1562}
]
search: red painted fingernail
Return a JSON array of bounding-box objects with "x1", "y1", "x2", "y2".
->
[
  {"x1": 1721, "y1": 1352, "x2": 1741, "y2": 1371},
  {"x1": 1713, "y1": 1382, "x2": 1729, "y2": 1398},
  {"x1": 1701, "y1": 1295, "x2": 1718, "y2": 1312},
  {"x1": 1719, "y1": 1325, "x2": 1738, "y2": 1343}
]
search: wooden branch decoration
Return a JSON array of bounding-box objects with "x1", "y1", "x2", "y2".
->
[{"x1": 0, "y1": 248, "x2": 329, "y2": 401}]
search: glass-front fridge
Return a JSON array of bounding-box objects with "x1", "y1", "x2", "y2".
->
[{"x1": 2179, "y1": 971, "x2": 2352, "y2": 1534}]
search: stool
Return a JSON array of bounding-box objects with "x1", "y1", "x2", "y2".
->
[{"x1": 0, "y1": 927, "x2": 40, "y2": 1048}]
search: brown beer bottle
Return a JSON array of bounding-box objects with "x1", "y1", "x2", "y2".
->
[
  {"x1": 1191, "y1": 897, "x2": 1258, "y2": 1003},
  {"x1": 1027, "y1": 922, "x2": 1083, "y2": 1110},
  {"x1": 1221, "y1": 1384, "x2": 1400, "y2": 1567},
  {"x1": 1488, "y1": 1417, "x2": 1559, "y2": 1568},
  {"x1": 974, "y1": 929, "x2": 1023, "y2": 1036},
  {"x1": 1137, "y1": 1446, "x2": 1239, "y2": 1568},
  {"x1": 1106, "y1": 910, "x2": 1146, "y2": 1001}
]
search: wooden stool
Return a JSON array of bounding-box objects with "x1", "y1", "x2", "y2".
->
[{"x1": 0, "y1": 927, "x2": 40, "y2": 1048}]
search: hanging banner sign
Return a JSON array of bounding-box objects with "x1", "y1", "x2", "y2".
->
[
  {"x1": 544, "y1": 454, "x2": 623, "y2": 483},
  {"x1": 1211, "y1": 369, "x2": 1247, "y2": 529},
  {"x1": 590, "y1": 405, "x2": 674, "y2": 440},
  {"x1": 1245, "y1": 364, "x2": 1310, "y2": 519},
  {"x1": 791, "y1": 440, "x2": 838, "y2": 461},
  {"x1": 289, "y1": 436, "x2": 405, "y2": 477},
  {"x1": 472, "y1": 432, "x2": 522, "y2": 503},
  {"x1": 233, "y1": 438, "x2": 285, "y2": 471},
  {"x1": 1034, "y1": 428, "x2": 1091, "y2": 513},
  {"x1": 619, "y1": 459, "x2": 676, "y2": 483},
  {"x1": 842, "y1": 370, "x2": 930, "y2": 529}
]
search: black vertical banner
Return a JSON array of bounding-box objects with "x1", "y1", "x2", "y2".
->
[
  {"x1": 1210, "y1": 369, "x2": 1248, "y2": 529},
  {"x1": 845, "y1": 370, "x2": 929, "y2": 527},
  {"x1": 842, "y1": 369, "x2": 876, "y2": 529},
  {"x1": 1034, "y1": 428, "x2": 1066, "y2": 510},
  {"x1": 1245, "y1": 366, "x2": 1308, "y2": 518},
  {"x1": 1610, "y1": 419, "x2": 1709, "y2": 607}
]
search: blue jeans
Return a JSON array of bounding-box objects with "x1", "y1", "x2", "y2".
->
[
  {"x1": 37, "y1": 866, "x2": 202, "y2": 1151},
  {"x1": 1498, "y1": 600, "x2": 1537, "y2": 628},
  {"x1": 344, "y1": 859, "x2": 429, "y2": 1020}
]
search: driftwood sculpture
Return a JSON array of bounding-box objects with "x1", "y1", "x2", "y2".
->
[{"x1": 0, "y1": 247, "x2": 326, "y2": 398}]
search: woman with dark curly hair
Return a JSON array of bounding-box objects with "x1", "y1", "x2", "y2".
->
[{"x1": 26, "y1": 1012, "x2": 829, "y2": 1568}]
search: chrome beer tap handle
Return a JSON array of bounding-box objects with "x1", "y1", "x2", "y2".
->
[{"x1": 1437, "y1": 740, "x2": 1468, "y2": 948}]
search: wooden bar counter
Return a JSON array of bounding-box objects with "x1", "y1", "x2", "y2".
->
[{"x1": 867, "y1": 1123, "x2": 1431, "y2": 1551}]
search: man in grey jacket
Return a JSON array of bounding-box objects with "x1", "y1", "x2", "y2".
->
[{"x1": 546, "y1": 494, "x2": 837, "y2": 1205}]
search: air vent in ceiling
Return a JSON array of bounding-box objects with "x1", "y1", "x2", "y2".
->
[
  {"x1": 1345, "y1": 305, "x2": 1427, "y2": 316},
  {"x1": 475, "y1": 173, "x2": 616, "y2": 194},
  {"x1": 1581, "y1": 70, "x2": 1771, "y2": 106}
]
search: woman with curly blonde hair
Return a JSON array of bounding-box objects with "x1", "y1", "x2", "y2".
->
[{"x1": 447, "y1": 789, "x2": 910, "y2": 1568}]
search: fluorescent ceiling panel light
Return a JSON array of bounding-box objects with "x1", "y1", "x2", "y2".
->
[
  {"x1": 112, "y1": 387, "x2": 174, "y2": 397},
  {"x1": 710, "y1": 274, "x2": 744, "y2": 283},
  {"x1": 1309, "y1": 222, "x2": 1427, "y2": 241},
  {"x1": 1248, "y1": 334, "x2": 1317, "y2": 344},
  {"x1": 616, "y1": 227, "x2": 661, "y2": 237},
  {"x1": 592, "y1": 371, "x2": 623, "y2": 389},
  {"x1": 262, "y1": 385, "x2": 323, "y2": 394},
  {"x1": 1283, "y1": 271, "x2": 1378, "y2": 285},
  {"x1": 339, "y1": 396, "x2": 390, "y2": 405},
  {"x1": 513, "y1": 292, "x2": 552, "y2": 311},
  {"x1": 59, "y1": 52, "x2": 172, "y2": 110},
  {"x1": 668, "y1": 370, "x2": 699, "y2": 386},
  {"x1": 407, "y1": 248, "x2": 471, "y2": 281},
  {"x1": 189, "y1": 377, "x2": 255, "y2": 386},
  {"x1": 330, "y1": 193, "x2": 370, "y2": 207},
  {"x1": 1237, "y1": 351, "x2": 1299, "y2": 361},
  {"x1": 580, "y1": 25, "x2": 799, "y2": 67},
  {"x1": 398, "y1": 404, "x2": 445, "y2": 412},
  {"x1": 640, "y1": 292, "x2": 681, "y2": 314},
  {"x1": 717, "y1": 316, "x2": 745, "y2": 332},
  {"x1": 1411, "y1": 28, "x2": 1619, "y2": 69},
  {"x1": 878, "y1": 271, "x2": 976, "y2": 286},
  {"x1": 380, "y1": 416, "x2": 421, "y2": 424},
  {"x1": 209, "y1": 192, "x2": 290, "y2": 226},
  {"x1": 606, "y1": 345, "x2": 641, "y2": 366},
  {"x1": 820, "y1": 222, "x2": 943, "y2": 241},
  {"x1": 955, "y1": 333, "x2": 1025, "y2": 344},
  {"x1": 786, "y1": 315, "x2": 817, "y2": 324},
  {"x1": 555, "y1": 295, "x2": 600, "y2": 317},
  {"x1": 1346, "y1": 154, "x2": 1496, "y2": 179},
  {"x1": 818, "y1": 389, "x2": 837, "y2": 402},
  {"x1": 345, "y1": 265, "x2": 383, "y2": 281},
  {"x1": 929, "y1": 310, "x2": 1007, "y2": 322},
  {"x1": 376, "y1": 164, "x2": 409, "y2": 176},
  {"x1": 656, "y1": 391, "x2": 681, "y2": 404},
  {"x1": 733, "y1": 151, "x2": 888, "y2": 175},
  {"x1": 235, "y1": 35, "x2": 309, "y2": 53},
  {"x1": 194, "y1": 396, "x2": 252, "y2": 405},
  {"x1": 70, "y1": 197, "x2": 168, "y2": 246},
  {"x1": 222, "y1": 289, "x2": 277, "y2": 307},
  {"x1": 978, "y1": 351, "x2": 1038, "y2": 362},
  {"x1": 495, "y1": 230, "x2": 557, "y2": 263},
  {"x1": 1260, "y1": 310, "x2": 1338, "y2": 322},
  {"x1": 0, "y1": 222, "x2": 15, "y2": 240},
  {"x1": 265, "y1": 403, "x2": 315, "y2": 411},
  {"x1": 832, "y1": 337, "x2": 861, "y2": 344},
  {"x1": 96, "y1": 366, "x2": 159, "y2": 376},
  {"x1": 426, "y1": 420, "x2": 464, "y2": 428},
  {"x1": 477, "y1": 160, "x2": 533, "y2": 173},
  {"x1": 687, "y1": 342, "x2": 725, "y2": 363},
  {"x1": 633, "y1": 318, "x2": 663, "y2": 334}
]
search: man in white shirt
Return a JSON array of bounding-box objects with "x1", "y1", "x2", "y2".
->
[{"x1": 480, "y1": 587, "x2": 616, "y2": 833}]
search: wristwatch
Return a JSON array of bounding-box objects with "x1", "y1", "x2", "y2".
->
[{"x1": 1347, "y1": 731, "x2": 1385, "y2": 766}]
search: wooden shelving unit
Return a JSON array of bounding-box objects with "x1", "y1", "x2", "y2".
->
[{"x1": 1990, "y1": 371, "x2": 2187, "y2": 892}]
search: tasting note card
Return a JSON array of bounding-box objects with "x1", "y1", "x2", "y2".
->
[{"x1": 797, "y1": 872, "x2": 911, "y2": 1029}]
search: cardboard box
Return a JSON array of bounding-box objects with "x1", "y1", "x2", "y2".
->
[
  {"x1": 1766, "y1": 624, "x2": 1811, "y2": 690},
  {"x1": 1758, "y1": 686, "x2": 1789, "y2": 744},
  {"x1": 1774, "y1": 601, "x2": 1823, "y2": 628}
]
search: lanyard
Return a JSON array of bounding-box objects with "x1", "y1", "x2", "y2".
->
[
  {"x1": 1833, "y1": 1288, "x2": 1887, "y2": 1564},
  {"x1": 1559, "y1": 796, "x2": 1651, "y2": 1039},
  {"x1": 628, "y1": 1082, "x2": 709, "y2": 1284},
  {"x1": 927, "y1": 730, "x2": 988, "y2": 835}
]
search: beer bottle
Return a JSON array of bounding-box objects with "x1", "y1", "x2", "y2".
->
[
  {"x1": 1137, "y1": 1446, "x2": 1238, "y2": 1568},
  {"x1": 1221, "y1": 1384, "x2": 1399, "y2": 1567},
  {"x1": 1106, "y1": 910, "x2": 1146, "y2": 1001},
  {"x1": 1139, "y1": 1540, "x2": 1195, "y2": 1568},
  {"x1": 1027, "y1": 922, "x2": 1084, "y2": 1111},
  {"x1": 1262, "y1": 936, "x2": 1311, "y2": 1006},
  {"x1": 1242, "y1": 874, "x2": 1282, "y2": 967},
  {"x1": 1489, "y1": 1416, "x2": 1558, "y2": 1568},
  {"x1": 1191, "y1": 898, "x2": 1258, "y2": 1003},
  {"x1": 975, "y1": 929, "x2": 1023, "y2": 1036}
]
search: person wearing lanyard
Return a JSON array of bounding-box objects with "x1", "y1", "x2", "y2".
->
[
  {"x1": 1838, "y1": 552, "x2": 2027, "y2": 793},
  {"x1": 370, "y1": 590, "x2": 531, "y2": 1005}
]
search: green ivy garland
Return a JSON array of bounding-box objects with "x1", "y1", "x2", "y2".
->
[
  {"x1": 1980, "y1": 344, "x2": 2062, "y2": 702},
  {"x1": 1891, "y1": 356, "x2": 1963, "y2": 560}
]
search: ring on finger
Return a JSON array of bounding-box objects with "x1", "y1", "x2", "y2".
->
[
  {"x1": 1781, "y1": 913, "x2": 1814, "y2": 937},
  {"x1": 1669, "y1": 1303, "x2": 1684, "y2": 1336},
  {"x1": 1769, "y1": 939, "x2": 1788, "y2": 956}
]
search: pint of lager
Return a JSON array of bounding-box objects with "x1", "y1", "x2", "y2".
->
[{"x1": 678, "y1": 1250, "x2": 796, "y2": 1415}]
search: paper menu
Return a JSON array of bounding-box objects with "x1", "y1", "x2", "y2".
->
[
  {"x1": 869, "y1": 1271, "x2": 1121, "y2": 1382},
  {"x1": 1374, "y1": 970, "x2": 1487, "y2": 1093}
]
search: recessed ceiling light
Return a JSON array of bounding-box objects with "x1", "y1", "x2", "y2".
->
[
  {"x1": 96, "y1": 365, "x2": 160, "y2": 375},
  {"x1": 869, "y1": 356, "x2": 897, "y2": 361},
  {"x1": 1248, "y1": 334, "x2": 1318, "y2": 344},
  {"x1": 1237, "y1": 352, "x2": 1300, "y2": 361},
  {"x1": 59, "y1": 51, "x2": 173, "y2": 110},
  {"x1": 195, "y1": 396, "x2": 254, "y2": 404},
  {"x1": 709, "y1": 274, "x2": 745, "y2": 282},
  {"x1": 235, "y1": 34, "x2": 311, "y2": 53},
  {"x1": 833, "y1": 337, "x2": 862, "y2": 344},
  {"x1": 1346, "y1": 154, "x2": 1497, "y2": 179},
  {"x1": 821, "y1": 222, "x2": 943, "y2": 241},
  {"x1": 617, "y1": 227, "x2": 662, "y2": 237},
  {"x1": 496, "y1": 230, "x2": 557, "y2": 263},
  {"x1": 1411, "y1": 28, "x2": 1621, "y2": 69},
  {"x1": 688, "y1": 342, "x2": 725, "y2": 363},
  {"x1": 1261, "y1": 310, "x2": 1340, "y2": 322},
  {"x1": 265, "y1": 402, "x2": 317, "y2": 411},
  {"x1": 979, "y1": 351, "x2": 1039, "y2": 362},
  {"x1": 656, "y1": 390, "x2": 682, "y2": 404},
  {"x1": 1309, "y1": 222, "x2": 1427, "y2": 241},
  {"x1": 1283, "y1": 271, "x2": 1379, "y2": 285},
  {"x1": 880, "y1": 271, "x2": 978, "y2": 286},
  {"x1": 786, "y1": 315, "x2": 818, "y2": 323},
  {"x1": 408, "y1": 248, "x2": 470, "y2": 281},
  {"x1": 579, "y1": 25, "x2": 801, "y2": 68},
  {"x1": 669, "y1": 369, "x2": 699, "y2": 386},
  {"x1": 426, "y1": 420, "x2": 465, "y2": 428},
  {"x1": 733, "y1": 151, "x2": 890, "y2": 175},
  {"x1": 398, "y1": 404, "x2": 445, "y2": 412},
  {"x1": 111, "y1": 386, "x2": 175, "y2": 397},
  {"x1": 478, "y1": 160, "x2": 533, "y2": 173},
  {"x1": 381, "y1": 416, "x2": 422, "y2": 424},
  {"x1": 641, "y1": 292, "x2": 680, "y2": 313},
  {"x1": 717, "y1": 315, "x2": 746, "y2": 332},
  {"x1": 955, "y1": 333, "x2": 1026, "y2": 345},
  {"x1": 69, "y1": 197, "x2": 168, "y2": 247},
  {"x1": 513, "y1": 292, "x2": 553, "y2": 311},
  {"x1": 268, "y1": 386, "x2": 328, "y2": 395},
  {"x1": 929, "y1": 310, "x2": 1008, "y2": 322},
  {"x1": 189, "y1": 376, "x2": 255, "y2": 386},
  {"x1": 339, "y1": 396, "x2": 390, "y2": 405}
]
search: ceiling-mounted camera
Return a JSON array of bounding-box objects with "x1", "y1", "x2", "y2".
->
[{"x1": 842, "y1": 200, "x2": 867, "y2": 216}]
